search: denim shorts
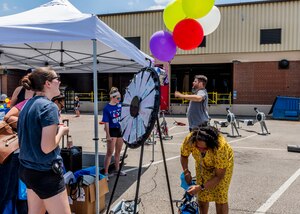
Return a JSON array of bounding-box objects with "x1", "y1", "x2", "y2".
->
[{"x1": 19, "y1": 164, "x2": 65, "y2": 199}]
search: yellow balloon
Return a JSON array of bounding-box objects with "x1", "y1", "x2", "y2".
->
[
  {"x1": 163, "y1": 0, "x2": 186, "y2": 32},
  {"x1": 182, "y1": 0, "x2": 215, "y2": 19},
  {"x1": 4, "y1": 98, "x2": 10, "y2": 103}
]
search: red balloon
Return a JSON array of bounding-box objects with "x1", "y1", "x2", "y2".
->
[{"x1": 173, "y1": 19, "x2": 204, "y2": 50}]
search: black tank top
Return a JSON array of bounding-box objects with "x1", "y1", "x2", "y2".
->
[
  {"x1": 16, "y1": 87, "x2": 26, "y2": 105},
  {"x1": 16, "y1": 87, "x2": 35, "y2": 105}
]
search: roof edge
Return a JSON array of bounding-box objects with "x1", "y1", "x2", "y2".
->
[{"x1": 98, "y1": 0, "x2": 298, "y2": 16}]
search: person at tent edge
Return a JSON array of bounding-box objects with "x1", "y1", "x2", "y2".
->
[
  {"x1": 17, "y1": 67, "x2": 71, "y2": 214},
  {"x1": 10, "y1": 69, "x2": 36, "y2": 108},
  {"x1": 0, "y1": 99, "x2": 29, "y2": 214},
  {"x1": 175, "y1": 75, "x2": 210, "y2": 131},
  {"x1": 102, "y1": 87, "x2": 127, "y2": 181},
  {"x1": 0, "y1": 70, "x2": 36, "y2": 214}
]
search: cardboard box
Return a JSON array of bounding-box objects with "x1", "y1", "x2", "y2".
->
[{"x1": 68, "y1": 178, "x2": 109, "y2": 214}]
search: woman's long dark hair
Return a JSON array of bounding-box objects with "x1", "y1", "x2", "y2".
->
[{"x1": 189, "y1": 125, "x2": 220, "y2": 149}]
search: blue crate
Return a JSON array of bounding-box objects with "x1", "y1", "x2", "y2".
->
[{"x1": 270, "y1": 96, "x2": 300, "y2": 121}]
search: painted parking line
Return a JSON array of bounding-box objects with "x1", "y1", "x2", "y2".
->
[
  {"x1": 254, "y1": 168, "x2": 300, "y2": 214},
  {"x1": 165, "y1": 134, "x2": 258, "y2": 146},
  {"x1": 170, "y1": 130, "x2": 258, "y2": 141},
  {"x1": 123, "y1": 128, "x2": 296, "y2": 213},
  {"x1": 169, "y1": 125, "x2": 188, "y2": 131},
  {"x1": 124, "y1": 133, "x2": 258, "y2": 173},
  {"x1": 229, "y1": 135, "x2": 297, "y2": 213},
  {"x1": 228, "y1": 134, "x2": 257, "y2": 143},
  {"x1": 172, "y1": 131, "x2": 189, "y2": 136},
  {"x1": 232, "y1": 146, "x2": 285, "y2": 151},
  {"x1": 168, "y1": 126, "x2": 177, "y2": 131},
  {"x1": 123, "y1": 155, "x2": 181, "y2": 174}
]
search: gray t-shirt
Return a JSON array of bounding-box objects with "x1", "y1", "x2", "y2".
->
[
  {"x1": 187, "y1": 89, "x2": 209, "y2": 129},
  {"x1": 18, "y1": 96, "x2": 61, "y2": 171}
]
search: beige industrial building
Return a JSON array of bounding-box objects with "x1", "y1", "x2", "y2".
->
[
  {"x1": 99, "y1": 0, "x2": 300, "y2": 115},
  {"x1": 1, "y1": 0, "x2": 299, "y2": 115}
]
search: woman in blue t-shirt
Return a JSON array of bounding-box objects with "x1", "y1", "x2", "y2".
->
[
  {"x1": 18, "y1": 67, "x2": 71, "y2": 214},
  {"x1": 102, "y1": 87, "x2": 126, "y2": 180}
]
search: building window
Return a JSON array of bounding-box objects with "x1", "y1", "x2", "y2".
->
[
  {"x1": 198, "y1": 36, "x2": 206, "y2": 48},
  {"x1": 125, "y1": 37, "x2": 141, "y2": 49},
  {"x1": 260, "y1": 29, "x2": 281, "y2": 44}
]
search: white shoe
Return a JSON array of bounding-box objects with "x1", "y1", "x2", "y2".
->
[
  {"x1": 114, "y1": 170, "x2": 127, "y2": 176},
  {"x1": 104, "y1": 173, "x2": 109, "y2": 182}
]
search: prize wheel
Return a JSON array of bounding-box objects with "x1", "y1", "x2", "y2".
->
[{"x1": 120, "y1": 67, "x2": 160, "y2": 149}]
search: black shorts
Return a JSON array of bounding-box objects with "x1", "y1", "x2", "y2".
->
[
  {"x1": 109, "y1": 127, "x2": 122, "y2": 138},
  {"x1": 19, "y1": 164, "x2": 65, "y2": 199}
]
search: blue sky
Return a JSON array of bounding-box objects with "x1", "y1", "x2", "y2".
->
[{"x1": 0, "y1": 0, "x2": 265, "y2": 16}]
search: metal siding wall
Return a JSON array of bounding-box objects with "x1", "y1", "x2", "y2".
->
[
  {"x1": 100, "y1": 12, "x2": 165, "y2": 53},
  {"x1": 99, "y1": 0, "x2": 299, "y2": 55},
  {"x1": 221, "y1": 1, "x2": 300, "y2": 52}
]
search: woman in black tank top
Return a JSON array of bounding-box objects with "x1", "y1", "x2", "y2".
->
[
  {"x1": 16, "y1": 87, "x2": 26, "y2": 104},
  {"x1": 10, "y1": 86, "x2": 35, "y2": 107}
]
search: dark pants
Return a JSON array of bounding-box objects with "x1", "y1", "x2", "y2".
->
[{"x1": 0, "y1": 153, "x2": 28, "y2": 214}]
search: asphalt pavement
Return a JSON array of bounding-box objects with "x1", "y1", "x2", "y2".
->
[{"x1": 63, "y1": 113, "x2": 300, "y2": 214}]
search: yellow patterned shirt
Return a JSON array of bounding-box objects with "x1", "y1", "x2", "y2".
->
[{"x1": 180, "y1": 133, "x2": 234, "y2": 203}]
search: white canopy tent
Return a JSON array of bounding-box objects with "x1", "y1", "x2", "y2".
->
[
  {"x1": 0, "y1": 0, "x2": 153, "y2": 213},
  {"x1": 0, "y1": 0, "x2": 152, "y2": 73}
]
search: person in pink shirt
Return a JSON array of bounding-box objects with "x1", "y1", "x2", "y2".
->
[{"x1": 1, "y1": 99, "x2": 28, "y2": 214}]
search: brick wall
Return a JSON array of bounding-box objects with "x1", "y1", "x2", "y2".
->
[
  {"x1": 233, "y1": 61, "x2": 300, "y2": 104},
  {"x1": 1, "y1": 70, "x2": 27, "y2": 97}
]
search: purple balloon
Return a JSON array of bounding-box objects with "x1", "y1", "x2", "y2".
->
[{"x1": 149, "y1": 31, "x2": 177, "y2": 62}]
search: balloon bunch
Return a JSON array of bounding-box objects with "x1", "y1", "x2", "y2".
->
[{"x1": 149, "y1": 0, "x2": 221, "y2": 62}]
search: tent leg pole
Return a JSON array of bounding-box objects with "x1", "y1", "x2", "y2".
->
[
  {"x1": 106, "y1": 145, "x2": 128, "y2": 213},
  {"x1": 156, "y1": 116, "x2": 175, "y2": 214},
  {"x1": 92, "y1": 39, "x2": 100, "y2": 214}
]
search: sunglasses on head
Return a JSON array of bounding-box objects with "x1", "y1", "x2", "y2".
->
[
  {"x1": 192, "y1": 130, "x2": 208, "y2": 142},
  {"x1": 51, "y1": 75, "x2": 61, "y2": 81}
]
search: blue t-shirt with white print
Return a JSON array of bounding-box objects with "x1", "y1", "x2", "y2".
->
[{"x1": 102, "y1": 103, "x2": 122, "y2": 128}]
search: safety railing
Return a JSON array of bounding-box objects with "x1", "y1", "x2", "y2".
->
[
  {"x1": 72, "y1": 91, "x2": 231, "y2": 105},
  {"x1": 73, "y1": 90, "x2": 110, "y2": 102},
  {"x1": 214, "y1": 92, "x2": 232, "y2": 105}
]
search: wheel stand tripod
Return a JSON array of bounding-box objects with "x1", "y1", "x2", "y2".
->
[{"x1": 106, "y1": 116, "x2": 175, "y2": 214}]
